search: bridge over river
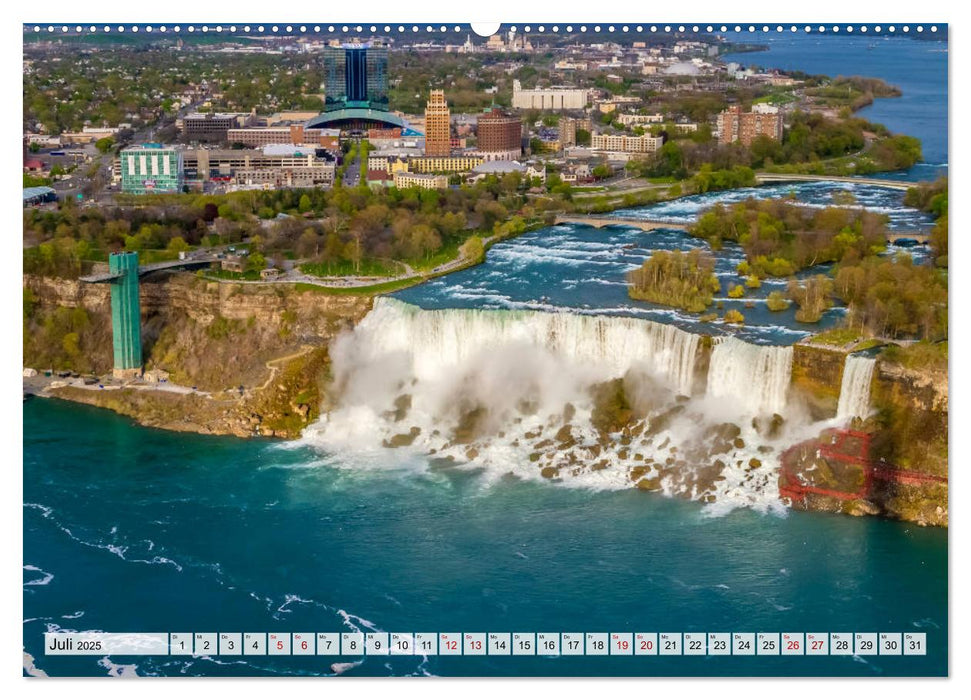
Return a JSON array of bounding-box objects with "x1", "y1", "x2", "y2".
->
[
  {"x1": 555, "y1": 215, "x2": 928, "y2": 243},
  {"x1": 554, "y1": 214, "x2": 690, "y2": 232},
  {"x1": 754, "y1": 173, "x2": 921, "y2": 190}
]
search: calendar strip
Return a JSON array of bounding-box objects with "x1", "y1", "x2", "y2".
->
[{"x1": 44, "y1": 632, "x2": 925, "y2": 657}]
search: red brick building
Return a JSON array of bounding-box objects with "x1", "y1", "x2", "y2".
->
[
  {"x1": 476, "y1": 108, "x2": 522, "y2": 161},
  {"x1": 717, "y1": 105, "x2": 784, "y2": 146}
]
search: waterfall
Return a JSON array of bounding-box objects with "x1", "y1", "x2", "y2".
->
[
  {"x1": 836, "y1": 355, "x2": 876, "y2": 422},
  {"x1": 354, "y1": 298, "x2": 701, "y2": 396},
  {"x1": 305, "y1": 299, "x2": 806, "y2": 514},
  {"x1": 706, "y1": 336, "x2": 793, "y2": 416}
]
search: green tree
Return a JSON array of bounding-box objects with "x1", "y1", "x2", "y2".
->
[
  {"x1": 245, "y1": 252, "x2": 267, "y2": 273},
  {"x1": 166, "y1": 236, "x2": 190, "y2": 253},
  {"x1": 459, "y1": 235, "x2": 485, "y2": 263},
  {"x1": 95, "y1": 136, "x2": 115, "y2": 154}
]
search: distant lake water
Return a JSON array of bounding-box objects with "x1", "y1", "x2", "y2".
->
[{"x1": 722, "y1": 32, "x2": 948, "y2": 180}]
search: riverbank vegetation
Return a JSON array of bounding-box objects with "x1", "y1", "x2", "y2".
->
[
  {"x1": 803, "y1": 76, "x2": 902, "y2": 111},
  {"x1": 904, "y1": 177, "x2": 948, "y2": 267},
  {"x1": 832, "y1": 254, "x2": 947, "y2": 340}
]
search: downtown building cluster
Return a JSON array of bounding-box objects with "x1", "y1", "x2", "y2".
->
[{"x1": 27, "y1": 35, "x2": 793, "y2": 199}]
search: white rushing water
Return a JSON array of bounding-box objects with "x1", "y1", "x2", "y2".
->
[
  {"x1": 303, "y1": 300, "x2": 811, "y2": 515},
  {"x1": 836, "y1": 355, "x2": 877, "y2": 422},
  {"x1": 352, "y1": 298, "x2": 702, "y2": 396},
  {"x1": 706, "y1": 336, "x2": 794, "y2": 416}
]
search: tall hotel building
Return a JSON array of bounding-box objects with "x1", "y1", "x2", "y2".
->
[
  {"x1": 307, "y1": 43, "x2": 410, "y2": 133},
  {"x1": 424, "y1": 90, "x2": 452, "y2": 157},
  {"x1": 322, "y1": 44, "x2": 389, "y2": 111}
]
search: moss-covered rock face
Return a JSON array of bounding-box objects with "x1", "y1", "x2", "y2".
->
[
  {"x1": 781, "y1": 428, "x2": 948, "y2": 527},
  {"x1": 790, "y1": 343, "x2": 845, "y2": 420},
  {"x1": 590, "y1": 378, "x2": 634, "y2": 435},
  {"x1": 870, "y1": 362, "x2": 948, "y2": 476}
]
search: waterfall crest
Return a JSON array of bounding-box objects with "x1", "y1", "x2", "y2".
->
[
  {"x1": 836, "y1": 355, "x2": 876, "y2": 422},
  {"x1": 354, "y1": 298, "x2": 702, "y2": 396}
]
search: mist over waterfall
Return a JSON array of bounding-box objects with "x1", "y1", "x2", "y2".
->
[
  {"x1": 303, "y1": 299, "x2": 815, "y2": 514},
  {"x1": 836, "y1": 355, "x2": 877, "y2": 422},
  {"x1": 706, "y1": 337, "x2": 794, "y2": 416},
  {"x1": 346, "y1": 298, "x2": 701, "y2": 396}
]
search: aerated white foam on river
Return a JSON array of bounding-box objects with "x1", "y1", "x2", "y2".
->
[{"x1": 301, "y1": 299, "x2": 861, "y2": 516}]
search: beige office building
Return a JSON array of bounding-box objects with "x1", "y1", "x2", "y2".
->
[
  {"x1": 590, "y1": 133, "x2": 665, "y2": 153},
  {"x1": 393, "y1": 172, "x2": 449, "y2": 190},
  {"x1": 511, "y1": 80, "x2": 588, "y2": 110}
]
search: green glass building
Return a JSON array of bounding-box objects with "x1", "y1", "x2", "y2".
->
[
  {"x1": 322, "y1": 44, "x2": 389, "y2": 112},
  {"x1": 120, "y1": 145, "x2": 183, "y2": 194},
  {"x1": 109, "y1": 252, "x2": 142, "y2": 376}
]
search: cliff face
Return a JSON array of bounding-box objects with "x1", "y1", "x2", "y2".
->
[
  {"x1": 789, "y1": 343, "x2": 846, "y2": 419},
  {"x1": 24, "y1": 273, "x2": 373, "y2": 438},
  {"x1": 870, "y1": 362, "x2": 948, "y2": 475},
  {"x1": 781, "y1": 348, "x2": 948, "y2": 527},
  {"x1": 23, "y1": 274, "x2": 948, "y2": 524}
]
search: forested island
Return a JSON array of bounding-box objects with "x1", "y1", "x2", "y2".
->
[{"x1": 627, "y1": 178, "x2": 948, "y2": 356}]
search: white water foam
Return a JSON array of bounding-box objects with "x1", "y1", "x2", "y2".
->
[
  {"x1": 346, "y1": 298, "x2": 701, "y2": 396},
  {"x1": 300, "y1": 301, "x2": 828, "y2": 514}
]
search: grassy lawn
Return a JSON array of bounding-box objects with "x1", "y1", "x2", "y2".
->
[
  {"x1": 879, "y1": 341, "x2": 948, "y2": 371},
  {"x1": 808, "y1": 327, "x2": 865, "y2": 347},
  {"x1": 206, "y1": 269, "x2": 261, "y2": 281},
  {"x1": 137, "y1": 249, "x2": 183, "y2": 264},
  {"x1": 293, "y1": 277, "x2": 420, "y2": 296},
  {"x1": 300, "y1": 259, "x2": 402, "y2": 277},
  {"x1": 753, "y1": 92, "x2": 797, "y2": 106},
  {"x1": 407, "y1": 239, "x2": 463, "y2": 272},
  {"x1": 808, "y1": 327, "x2": 887, "y2": 353}
]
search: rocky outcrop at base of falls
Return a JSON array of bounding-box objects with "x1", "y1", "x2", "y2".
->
[
  {"x1": 781, "y1": 346, "x2": 948, "y2": 526},
  {"x1": 779, "y1": 428, "x2": 948, "y2": 527}
]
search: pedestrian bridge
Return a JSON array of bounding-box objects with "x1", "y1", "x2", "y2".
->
[
  {"x1": 754, "y1": 173, "x2": 920, "y2": 191},
  {"x1": 554, "y1": 215, "x2": 689, "y2": 232},
  {"x1": 555, "y1": 215, "x2": 928, "y2": 244},
  {"x1": 79, "y1": 255, "x2": 219, "y2": 283}
]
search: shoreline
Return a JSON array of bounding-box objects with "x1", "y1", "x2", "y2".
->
[
  {"x1": 23, "y1": 363, "x2": 947, "y2": 529},
  {"x1": 166, "y1": 167, "x2": 933, "y2": 299}
]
